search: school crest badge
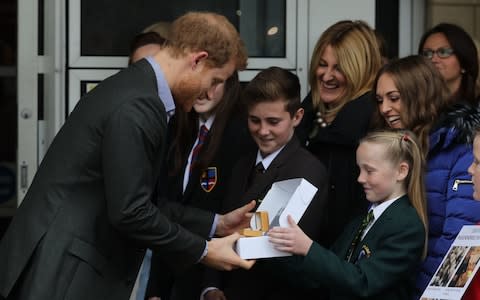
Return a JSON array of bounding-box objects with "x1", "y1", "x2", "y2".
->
[
  {"x1": 356, "y1": 244, "x2": 372, "y2": 263},
  {"x1": 200, "y1": 167, "x2": 217, "y2": 192}
]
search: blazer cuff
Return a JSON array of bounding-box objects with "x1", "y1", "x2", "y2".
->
[
  {"x1": 198, "y1": 241, "x2": 208, "y2": 263},
  {"x1": 209, "y1": 214, "x2": 219, "y2": 238}
]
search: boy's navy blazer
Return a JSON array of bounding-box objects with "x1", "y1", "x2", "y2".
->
[
  {"x1": 283, "y1": 195, "x2": 425, "y2": 300},
  {"x1": 223, "y1": 136, "x2": 328, "y2": 240},
  {"x1": 204, "y1": 136, "x2": 330, "y2": 300},
  {"x1": 0, "y1": 59, "x2": 214, "y2": 300}
]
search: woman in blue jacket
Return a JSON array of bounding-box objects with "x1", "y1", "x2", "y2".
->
[{"x1": 371, "y1": 55, "x2": 480, "y2": 298}]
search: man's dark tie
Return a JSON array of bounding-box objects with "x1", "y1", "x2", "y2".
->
[
  {"x1": 190, "y1": 125, "x2": 208, "y2": 175},
  {"x1": 345, "y1": 209, "x2": 374, "y2": 262}
]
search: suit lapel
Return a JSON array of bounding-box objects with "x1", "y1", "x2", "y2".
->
[
  {"x1": 241, "y1": 137, "x2": 301, "y2": 207},
  {"x1": 242, "y1": 164, "x2": 278, "y2": 205},
  {"x1": 334, "y1": 217, "x2": 363, "y2": 259},
  {"x1": 363, "y1": 196, "x2": 409, "y2": 239},
  {"x1": 238, "y1": 152, "x2": 262, "y2": 204},
  {"x1": 268, "y1": 137, "x2": 300, "y2": 170},
  {"x1": 351, "y1": 196, "x2": 410, "y2": 262},
  {"x1": 145, "y1": 59, "x2": 168, "y2": 191}
]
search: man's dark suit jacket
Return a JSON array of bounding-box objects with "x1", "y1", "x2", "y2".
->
[
  {"x1": 204, "y1": 136, "x2": 329, "y2": 300},
  {"x1": 281, "y1": 195, "x2": 425, "y2": 300},
  {"x1": 146, "y1": 115, "x2": 255, "y2": 300},
  {"x1": 0, "y1": 59, "x2": 214, "y2": 300}
]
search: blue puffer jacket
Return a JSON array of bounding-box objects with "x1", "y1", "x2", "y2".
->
[{"x1": 414, "y1": 103, "x2": 480, "y2": 298}]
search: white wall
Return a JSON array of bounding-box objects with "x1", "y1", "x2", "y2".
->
[
  {"x1": 399, "y1": 0, "x2": 426, "y2": 58},
  {"x1": 308, "y1": 0, "x2": 376, "y2": 63},
  {"x1": 427, "y1": 0, "x2": 480, "y2": 40},
  {"x1": 302, "y1": 0, "x2": 375, "y2": 92}
]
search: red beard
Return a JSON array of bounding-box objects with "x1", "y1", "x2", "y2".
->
[{"x1": 172, "y1": 75, "x2": 203, "y2": 112}]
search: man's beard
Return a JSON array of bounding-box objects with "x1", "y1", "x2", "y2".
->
[{"x1": 172, "y1": 75, "x2": 203, "y2": 112}]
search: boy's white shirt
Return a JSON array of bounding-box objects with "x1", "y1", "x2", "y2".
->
[{"x1": 255, "y1": 144, "x2": 286, "y2": 170}]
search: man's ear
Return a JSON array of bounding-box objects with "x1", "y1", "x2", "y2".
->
[
  {"x1": 191, "y1": 51, "x2": 209, "y2": 70},
  {"x1": 292, "y1": 108, "x2": 304, "y2": 127},
  {"x1": 397, "y1": 161, "x2": 409, "y2": 181}
]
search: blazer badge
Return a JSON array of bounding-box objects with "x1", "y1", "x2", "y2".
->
[
  {"x1": 356, "y1": 244, "x2": 372, "y2": 263},
  {"x1": 200, "y1": 167, "x2": 217, "y2": 192}
]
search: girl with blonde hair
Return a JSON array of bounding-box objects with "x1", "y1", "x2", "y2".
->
[{"x1": 269, "y1": 129, "x2": 427, "y2": 300}]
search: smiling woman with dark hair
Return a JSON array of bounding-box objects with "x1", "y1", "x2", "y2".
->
[{"x1": 372, "y1": 55, "x2": 480, "y2": 299}]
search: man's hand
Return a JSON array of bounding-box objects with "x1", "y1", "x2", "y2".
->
[
  {"x1": 267, "y1": 215, "x2": 313, "y2": 256},
  {"x1": 202, "y1": 232, "x2": 255, "y2": 270},
  {"x1": 216, "y1": 200, "x2": 255, "y2": 237}
]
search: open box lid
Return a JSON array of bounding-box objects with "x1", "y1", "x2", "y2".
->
[{"x1": 250, "y1": 178, "x2": 318, "y2": 229}]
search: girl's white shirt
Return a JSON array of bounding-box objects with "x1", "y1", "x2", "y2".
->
[
  {"x1": 362, "y1": 194, "x2": 405, "y2": 240},
  {"x1": 183, "y1": 115, "x2": 216, "y2": 192}
]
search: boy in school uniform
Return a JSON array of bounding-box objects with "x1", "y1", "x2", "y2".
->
[{"x1": 201, "y1": 66, "x2": 329, "y2": 300}]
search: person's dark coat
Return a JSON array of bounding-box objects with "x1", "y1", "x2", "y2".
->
[
  {"x1": 0, "y1": 60, "x2": 214, "y2": 300},
  {"x1": 204, "y1": 136, "x2": 329, "y2": 300},
  {"x1": 296, "y1": 91, "x2": 374, "y2": 246}
]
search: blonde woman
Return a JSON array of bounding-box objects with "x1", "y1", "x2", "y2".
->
[{"x1": 296, "y1": 20, "x2": 382, "y2": 246}]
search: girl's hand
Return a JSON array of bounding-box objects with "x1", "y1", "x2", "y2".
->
[{"x1": 267, "y1": 215, "x2": 313, "y2": 256}]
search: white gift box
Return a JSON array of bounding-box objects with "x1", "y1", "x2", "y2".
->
[{"x1": 235, "y1": 178, "x2": 318, "y2": 259}]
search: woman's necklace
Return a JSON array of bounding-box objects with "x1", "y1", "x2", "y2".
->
[
  {"x1": 308, "y1": 110, "x2": 330, "y2": 141},
  {"x1": 315, "y1": 111, "x2": 329, "y2": 128}
]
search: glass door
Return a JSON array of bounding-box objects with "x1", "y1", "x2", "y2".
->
[{"x1": 67, "y1": 0, "x2": 307, "y2": 110}]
